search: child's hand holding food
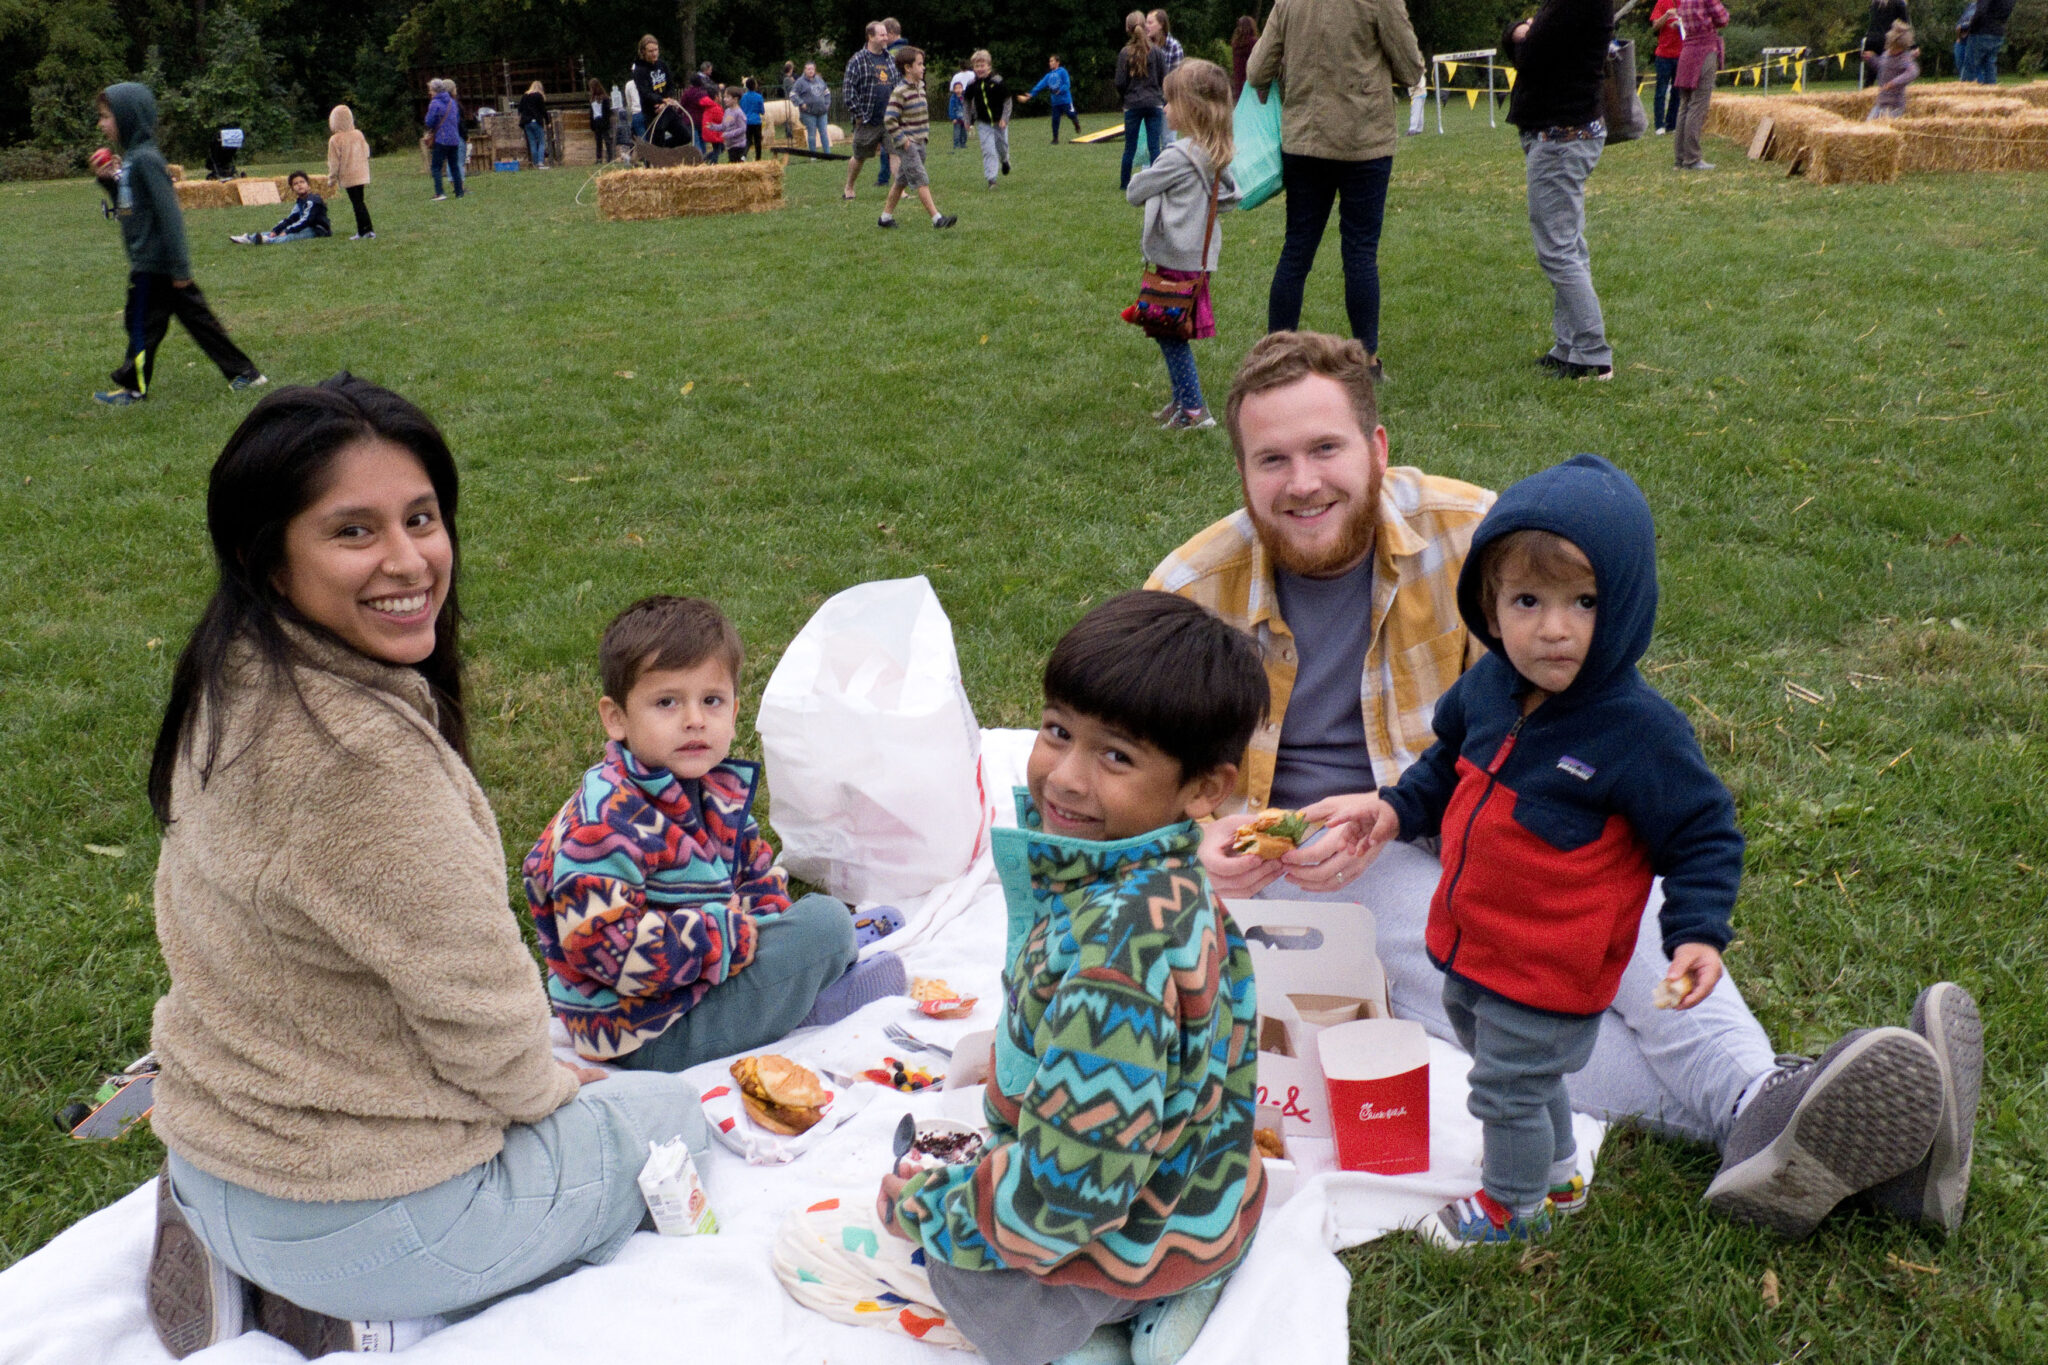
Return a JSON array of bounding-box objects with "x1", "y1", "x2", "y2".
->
[{"x1": 1654, "y1": 943, "x2": 1723, "y2": 1010}]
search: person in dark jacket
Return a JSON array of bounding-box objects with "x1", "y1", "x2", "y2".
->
[
  {"x1": 1115, "y1": 17, "x2": 1168, "y2": 188},
  {"x1": 1321, "y1": 454, "x2": 1741, "y2": 1239},
  {"x1": 1862, "y1": 0, "x2": 1911, "y2": 58},
  {"x1": 1501, "y1": 0, "x2": 1615, "y2": 379},
  {"x1": 1958, "y1": 0, "x2": 2014, "y2": 81},
  {"x1": 518, "y1": 82, "x2": 550, "y2": 167},
  {"x1": 633, "y1": 34, "x2": 690, "y2": 148},
  {"x1": 91, "y1": 83, "x2": 265, "y2": 406},
  {"x1": 229, "y1": 171, "x2": 333, "y2": 245},
  {"x1": 423, "y1": 78, "x2": 465, "y2": 199},
  {"x1": 588, "y1": 79, "x2": 613, "y2": 164}
]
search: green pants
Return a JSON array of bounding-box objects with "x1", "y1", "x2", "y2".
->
[{"x1": 615, "y1": 892, "x2": 856, "y2": 1073}]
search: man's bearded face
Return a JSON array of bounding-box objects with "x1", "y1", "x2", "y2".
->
[{"x1": 1236, "y1": 374, "x2": 1386, "y2": 579}]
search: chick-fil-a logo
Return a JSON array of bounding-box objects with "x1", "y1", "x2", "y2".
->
[
  {"x1": 1254, "y1": 1084, "x2": 1313, "y2": 1121},
  {"x1": 1357, "y1": 1100, "x2": 1409, "y2": 1122}
]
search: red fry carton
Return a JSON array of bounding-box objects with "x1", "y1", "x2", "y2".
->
[{"x1": 1316, "y1": 1018, "x2": 1431, "y2": 1175}]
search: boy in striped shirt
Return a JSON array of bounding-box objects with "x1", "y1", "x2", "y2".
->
[{"x1": 880, "y1": 48, "x2": 957, "y2": 229}]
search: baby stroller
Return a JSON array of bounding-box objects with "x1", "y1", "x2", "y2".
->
[
  {"x1": 632, "y1": 103, "x2": 702, "y2": 167},
  {"x1": 205, "y1": 127, "x2": 246, "y2": 180}
]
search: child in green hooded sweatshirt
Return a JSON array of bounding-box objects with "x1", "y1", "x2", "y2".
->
[{"x1": 92, "y1": 82, "x2": 266, "y2": 406}]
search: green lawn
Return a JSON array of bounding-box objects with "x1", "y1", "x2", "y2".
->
[{"x1": 1, "y1": 98, "x2": 2043, "y2": 1358}]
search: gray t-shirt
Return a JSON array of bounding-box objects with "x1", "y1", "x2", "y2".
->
[{"x1": 1269, "y1": 560, "x2": 1377, "y2": 808}]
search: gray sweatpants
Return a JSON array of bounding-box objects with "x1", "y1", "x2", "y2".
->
[
  {"x1": 1521, "y1": 131, "x2": 1612, "y2": 369},
  {"x1": 1443, "y1": 974, "x2": 1602, "y2": 1212},
  {"x1": 976, "y1": 121, "x2": 1010, "y2": 182},
  {"x1": 1674, "y1": 85, "x2": 1714, "y2": 168},
  {"x1": 1255, "y1": 839, "x2": 1776, "y2": 1148}
]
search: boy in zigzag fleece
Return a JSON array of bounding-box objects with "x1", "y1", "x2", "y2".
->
[
  {"x1": 523, "y1": 595, "x2": 904, "y2": 1073},
  {"x1": 775, "y1": 591, "x2": 1268, "y2": 1365}
]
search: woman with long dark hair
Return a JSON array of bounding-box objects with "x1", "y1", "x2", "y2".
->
[{"x1": 142, "y1": 375, "x2": 705, "y2": 1359}]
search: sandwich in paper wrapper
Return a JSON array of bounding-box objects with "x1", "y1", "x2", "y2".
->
[{"x1": 700, "y1": 1054, "x2": 870, "y2": 1164}]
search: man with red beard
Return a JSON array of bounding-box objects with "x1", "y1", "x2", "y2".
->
[{"x1": 1147, "y1": 330, "x2": 1977, "y2": 1239}]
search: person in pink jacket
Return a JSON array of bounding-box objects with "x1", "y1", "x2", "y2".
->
[{"x1": 1671, "y1": 0, "x2": 1728, "y2": 170}]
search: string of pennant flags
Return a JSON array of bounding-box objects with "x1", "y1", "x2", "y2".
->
[{"x1": 1428, "y1": 47, "x2": 1868, "y2": 107}]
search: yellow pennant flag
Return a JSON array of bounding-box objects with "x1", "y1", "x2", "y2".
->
[
  {"x1": 1505, "y1": 68, "x2": 1517, "y2": 88},
  {"x1": 1464, "y1": 87, "x2": 1479, "y2": 108},
  {"x1": 1443, "y1": 61, "x2": 1459, "y2": 83}
]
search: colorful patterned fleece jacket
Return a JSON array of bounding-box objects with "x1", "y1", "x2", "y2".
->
[
  {"x1": 523, "y1": 741, "x2": 790, "y2": 1059},
  {"x1": 886, "y1": 790, "x2": 1266, "y2": 1298}
]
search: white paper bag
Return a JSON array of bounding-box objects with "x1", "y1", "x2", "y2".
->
[{"x1": 759, "y1": 576, "x2": 990, "y2": 903}]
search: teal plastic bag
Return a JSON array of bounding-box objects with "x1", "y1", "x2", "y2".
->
[{"x1": 1233, "y1": 83, "x2": 1283, "y2": 210}]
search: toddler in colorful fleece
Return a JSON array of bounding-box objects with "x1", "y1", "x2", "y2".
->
[
  {"x1": 1316, "y1": 454, "x2": 1744, "y2": 1243},
  {"x1": 775, "y1": 591, "x2": 1269, "y2": 1365},
  {"x1": 523, "y1": 595, "x2": 905, "y2": 1073}
]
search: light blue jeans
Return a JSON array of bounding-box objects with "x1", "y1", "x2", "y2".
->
[
  {"x1": 163, "y1": 1071, "x2": 706, "y2": 1320},
  {"x1": 1258, "y1": 838, "x2": 1775, "y2": 1148},
  {"x1": 801, "y1": 111, "x2": 829, "y2": 152}
]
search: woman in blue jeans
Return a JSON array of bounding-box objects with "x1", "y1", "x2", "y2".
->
[
  {"x1": 423, "y1": 78, "x2": 465, "y2": 198},
  {"x1": 1115, "y1": 18, "x2": 1168, "y2": 188},
  {"x1": 140, "y1": 376, "x2": 708, "y2": 1359},
  {"x1": 518, "y1": 81, "x2": 549, "y2": 168}
]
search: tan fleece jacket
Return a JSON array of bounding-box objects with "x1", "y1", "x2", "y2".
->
[
  {"x1": 327, "y1": 105, "x2": 371, "y2": 188},
  {"x1": 150, "y1": 627, "x2": 578, "y2": 1202}
]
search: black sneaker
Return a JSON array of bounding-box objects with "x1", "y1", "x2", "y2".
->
[
  {"x1": 1001, "y1": 159, "x2": 1011, "y2": 174},
  {"x1": 1704, "y1": 1027, "x2": 1942, "y2": 1239},
  {"x1": 230, "y1": 373, "x2": 269, "y2": 391},
  {"x1": 1535, "y1": 353, "x2": 1570, "y2": 374},
  {"x1": 1563, "y1": 362, "x2": 1613, "y2": 381},
  {"x1": 877, "y1": 215, "x2": 897, "y2": 228},
  {"x1": 933, "y1": 213, "x2": 957, "y2": 229},
  {"x1": 253, "y1": 1288, "x2": 446, "y2": 1356},
  {"x1": 147, "y1": 1170, "x2": 248, "y2": 1358},
  {"x1": 1861, "y1": 983, "x2": 1983, "y2": 1232}
]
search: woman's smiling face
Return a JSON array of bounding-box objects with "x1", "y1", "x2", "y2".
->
[{"x1": 275, "y1": 438, "x2": 452, "y2": 665}]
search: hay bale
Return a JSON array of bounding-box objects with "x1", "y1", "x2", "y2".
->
[
  {"x1": 1811, "y1": 123, "x2": 1903, "y2": 183},
  {"x1": 1904, "y1": 92, "x2": 2029, "y2": 118},
  {"x1": 165, "y1": 163, "x2": 185, "y2": 181},
  {"x1": 1705, "y1": 96, "x2": 1789, "y2": 147},
  {"x1": 595, "y1": 161, "x2": 785, "y2": 221},
  {"x1": 1893, "y1": 111, "x2": 2048, "y2": 172},
  {"x1": 1755, "y1": 104, "x2": 1846, "y2": 163},
  {"x1": 173, "y1": 173, "x2": 333, "y2": 211},
  {"x1": 2012, "y1": 82, "x2": 2048, "y2": 109},
  {"x1": 1780, "y1": 89, "x2": 1879, "y2": 119}
]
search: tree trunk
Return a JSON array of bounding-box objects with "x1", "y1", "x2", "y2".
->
[{"x1": 679, "y1": 0, "x2": 697, "y2": 74}]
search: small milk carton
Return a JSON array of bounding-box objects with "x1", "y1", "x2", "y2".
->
[
  {"x1": 1316, "y1": 1018, "x2": 1431, "y2": 1174},
  {"x1": 638, "y1": 1137, "x2": 719, "y2": 1235}
]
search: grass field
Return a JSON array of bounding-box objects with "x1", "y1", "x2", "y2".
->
[{"x1": 2, "y1": 95, "x2": 2044, "y2": 1358}]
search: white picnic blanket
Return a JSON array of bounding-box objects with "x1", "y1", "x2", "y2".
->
[{"x1": 0, "y1": 729, "x2": 1604, "y2": 1365}]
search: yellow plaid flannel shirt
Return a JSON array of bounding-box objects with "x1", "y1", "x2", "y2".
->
[{"x1": 1145, "y1": 466, "x2": 1496, "y2": 811}]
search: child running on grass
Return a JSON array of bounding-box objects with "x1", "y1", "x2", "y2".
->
[
  {"x1": 229, "y1": 171, "x2": 331, "y2": 245},
  {"x1": 774, "y1": 590, "x2": 1269, "y2": 1365},
  {"x1": 524, "y1": 596, "x2": 906, "y2": 1073},
  {"x1": 1020, "y1": 54, "x2": 1084, "y2": 143},
  {"x1": 1867, "y1": 21, "x2": 1920, "y2": 118},
  {"x1": 90, "y1": 83, "x2": 266, "y2": 406},
  {"x1": 1124, "y1": 59, "x2": 1239, "y2": 430},
  {"x1": 880, "y1": 48, "x2": 958, "y2": 229},
  {"x1": 962, "y1": 49, "x2": 1013, "y2": 186},
  {"x1": 1307, "y1": 455, "x2": 1744, "y2": 1244}
]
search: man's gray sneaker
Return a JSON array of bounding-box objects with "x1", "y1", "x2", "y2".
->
[
  {"x1": 147, "y1": 1170, "x2": 247, "y2": 1358},
  {"x1": 1704, "y1": 1026, "x2": 1942, "y2": 1239},
  {"x1": 1861, "y1": 983, "x2": 1983, "y2": 1233}
]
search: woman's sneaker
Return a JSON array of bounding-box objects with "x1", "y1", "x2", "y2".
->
[
  {"x1": 147, "y1": 1171, "x2": 248, "y2": 1358},
  {"x1": 1431, "y1": 1188, "x2": 1552, "y2": 1245}
]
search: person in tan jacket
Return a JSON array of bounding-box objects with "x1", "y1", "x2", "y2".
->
[
  {"x1": 1246, "y1": 0, "x2": 1424, "y2": 381},
  {"x1": 141, "y1": 374, "x2": 707, "y2": 1360},
  {"x1": 325, "y1": 105, "x2": 373, "y2": 239}
]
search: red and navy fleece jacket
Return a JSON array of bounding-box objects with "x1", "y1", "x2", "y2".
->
[{"x1": 1379, "y1": 454, "x2": 1742, "y2": 1017}]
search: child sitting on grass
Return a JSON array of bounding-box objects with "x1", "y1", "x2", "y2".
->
[
  {"x1": 524, "y1": 596, "x2": 905, "y2": 1073},
  {"x1": 1124, "y1": 59, "x2": 1240, "y2": 431},
  {"x1": 880, "y1": 48, "x2": 957, "y2": 229},
  {"x1": 229, "y1": 171, "x2": 331, "y2": 245},
  {"x1": 1310, "y1": 454, "x2": 1744, "y2": 1244},
  {"x1": 775, "y1": 591, "x2": 1269, "y2": 1365}
]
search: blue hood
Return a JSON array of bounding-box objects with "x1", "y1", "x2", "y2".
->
[{"x1": 1455, "y1": 454, "x2": 1658, "y2": 700}]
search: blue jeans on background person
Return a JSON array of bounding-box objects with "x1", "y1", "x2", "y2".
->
[
  {"x1": 1119, "y1": 106, "x2": 1164, "y2": 188},
  {"x1": 162, "y1": 1071, "x2": 707, "y2": 1321},
  {"x1": 523, "y1": 121, "x2": 546, "y2": 167},
  {"x1": 429, "y1": 143, "x2": 464, "y2": 197},
  {"x1": 258, "y1": 228, "x2": 319, "y2": 244},
  {"x1": 631, "y1": 111, "x2": 647, "y2": 140},
  {"x1": 802, "y1": 110, "x2": 829, "y2": 151},
  {"x1": 1962, "y1": 32, "x2": 2005, "y2": 81},
  {"x1": 1654, "y1": 56, "x2": 1680, "y2": 130},
  {"x1": 1522, "y1": 130, "x2": 1611, "y2": 369},
  {"x1": 1267, "y1": 151, "x2": 1394, "y2": 354}
]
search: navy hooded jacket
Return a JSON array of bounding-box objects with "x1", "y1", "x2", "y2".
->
[
  {"x1": 1379, "y1": 454, "x2": 1742, "y2": 1017},
  {"x1": 100, "y1": 83, "x2": 192, "y2": 279}
]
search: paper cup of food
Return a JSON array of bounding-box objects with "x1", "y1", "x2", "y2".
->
[{"x1": 905, "y1": 1118, "x2": 987, "y2": 1171}]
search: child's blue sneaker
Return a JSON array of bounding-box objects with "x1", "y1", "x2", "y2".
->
[
  {"x1": 799, "y1": 951, "x2": 907, "y2": 1028},
  {"x1": 94, "y1": 388, "x2": 146, "y2": 406},
  {"x1": 1432, "y1": 1188, "x2": 1552, "y2": 1245},
  {"x1": 1129, "y1": 1279, "x2": 1225, "y2": 1365},
  {"x1": 1055, "y1": 1323, "x2": 1135, "y2": 1365},
  {"x1": 851, "y1": 904, "x2": 905, "y2": 949}
]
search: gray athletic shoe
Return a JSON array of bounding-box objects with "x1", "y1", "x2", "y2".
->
[
  {"x1": 1703, "y1": 1026, "x2": 1942, "y2": 1239},
  {"x1": 146, "y1": 1170, "x2": 247, "y2": 1358},
  {"x1": 1861, "y1": 983, "x2": 1983, "y2": 1233}
]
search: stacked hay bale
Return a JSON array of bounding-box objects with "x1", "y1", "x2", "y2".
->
[
  {"x1": 1790, "y1": 89, "x2": 1878, "y2": 119},
  {"x1": 2013, "y1": 82, "x2": 2048, "y2": 109},
  {"x1": 595, "y1": 161, "x2": 785, "y2": 220},
  {"x1": 1810, "y1": 123, "x2": 1903, "y2": 183},
  {"x1": 1891, "y1": 112, "x2": 2048, "y2": 172},
  {"x1": 173, "y1": 173, "x2": 332, "y2": 211}
]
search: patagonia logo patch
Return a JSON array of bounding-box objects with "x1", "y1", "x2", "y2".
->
[{"x1": 1556, "y1": 756, "x2": 1596, "y2": 781}]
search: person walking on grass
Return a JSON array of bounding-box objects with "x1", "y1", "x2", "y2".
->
[
  {"x1": 518, "y1": 81, "x2": 549, "y2": 168},
  {"x1": 962, "y1": 49, "x2": 1012, "y2": 187},
  {"x1": 1671, "y1": 0, "x2": 1728, "y2": 169},
  {"x1": 841, "y1": 22, "x2": 898, "y2": 200},
  {"x1": 879, "y1": 48, "x2": 958, "y2": 229},
  {"x1": 1116, "y1": 13, "x2": 1168, "y2": 188},
  {"x1": 424, "y1": 78, "x2": 465, "y2": 198},
  {"x1": 1020, "y1": 54, "x2": 1084, "y2": 143},
  {"x1": 741, "y1": 76, "x2": 766, "y2": 160},
  {"x1": 1503, "y1": 0, "x2": 1616, "y2": 380},
  {"x1": 793, "y1": 62, "x2": 832, "y2": 151},
  {"x1": 878, "y1": 18, "x2": 908, "y2": 185},
  {"x1": 1126, "y1": 59, "x2": 1240, "y2": 431},
  {"x1": 1247, "y1": 0, "x2": 1423, "y2": 382},
  {"x1": 90, "y1": 83, "x2": 264, "y2": 407},
  {"x1": 326, "y1": 105, "x2": 374, "y2": 239}
]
